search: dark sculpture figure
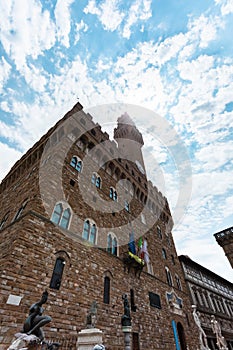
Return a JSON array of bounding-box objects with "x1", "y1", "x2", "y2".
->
[
  {"x1": 23, "y1": 290, "x2": 52, "y2": 341},
  {"x1": 121, "y1": 294, "x2": 131, "y2": 327},
  {"x1": 8, "y1": 291, "x2": 60, "y2": 350},
  {"x1": 86, "y1": 301, "x2": 98, "y2": 328}
]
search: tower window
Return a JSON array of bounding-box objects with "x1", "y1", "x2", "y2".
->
[
  {"x1": 103, "y1": 276, "x2": 110, "y2": 304},
  {"x1": 13, "y1": 200, "x2": 28, "y2": 222},
  {"x1": 125, "y1": 201, "x2": 130, "y2": 212},
  {"x1": 109, "y1": 187, "x2": 117, "y2": 201},
  {"x1": 141, "y1": 213, "x2": 146, "y2": 224},
  {"x1": 165, "y1": 267, "x2": 173, "y2": 287},
  {"x1": 51, "y1": 203, "x2": 71, "y2": 229},
  {"x1": 0, "y1": 212, "x2": 9, "y2": 230},
  {"x1": 70, "y1": 156, "x2": 82, "y2": 172},
  {"x1": 90, "y1": 224, "x2": 97, "y2": 244},
  {"x1": 107, "y1": 233, "x2": 118, "y2": 256},
  {"x1": 92, "y1": 173, "x2": 101, "y2": 188},
  {"x1": 157, "y1": 226, "x2": 162, "y2": 239},
  {"x1": 175, "y1": 275, "x2": 182, "y2": 290},
  {"x1": 82, "y1": 219, "x2": 97, "y2": 244},
  {"x1": 162, "y1": 248, "x2": 167, "y2": 259},
  {"x1": 50, "y1": 257, "x2": 65, "y2": 290},
  {"x1": 60, "y1": 208, "x2": 71, "y2": 229}
]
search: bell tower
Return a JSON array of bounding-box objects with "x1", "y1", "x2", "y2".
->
[{"x1": 114, "y1": 113, "x2": 146, "y2": 175}]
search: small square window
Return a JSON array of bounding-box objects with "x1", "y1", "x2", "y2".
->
[
  {"x1": 149, "y1": 292, "x2": 161, "y2": 309},
  {"x1": 70, "y1": 179, "x2": 75, "y2": 186}
]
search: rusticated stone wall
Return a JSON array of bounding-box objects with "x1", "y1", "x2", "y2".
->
[{"x1": 0, "y1": 102, "x2": 199, "y2": 350}]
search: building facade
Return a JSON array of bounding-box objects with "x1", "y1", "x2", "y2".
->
[
  {"x1": 0, "y1": 102, "x2": 200, "y2": 349},
  {"x1": 214, "y1": 227, "x2": 233, "y2": 269},
  {"x1": 179, "y1": 255, "x2": 233, "y2": 350}
]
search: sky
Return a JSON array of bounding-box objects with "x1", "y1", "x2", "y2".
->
[{"x1": 0, "y1": 0, "x2": 233, "y2": 282}]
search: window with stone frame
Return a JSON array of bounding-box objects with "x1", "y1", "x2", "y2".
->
[
  {"x1": 157, "y1": 225, "x2": 162, "y2": 239},
  {"x1": 125, "y1": 200, "x2": 130, "y2": 212},
  {"x1": 162, "y1": 248, "x2": 167, "y2": 259},
  {"x1": 171, "y1": 254, "x2": 176, "y2": 265},
  {"x1": 130, "y1": 289, "x2": 137, "y2": 312},
  {"x1": 109, "y1": 187, "x2": 118, "y2": 201},
  {"x1": 175, "y1": 274, "x2": 182, "y2": 290},
  {"x1": 149, "y1": 292, "x2": 161, "y2": 309},
  {"x1": 70, "y1": 155, "x2": 82, "y2": 172},
  {"x1": 166, "y1": 233, "x2": 172, "y2": 247},
  {"x1": 107, "y1": 233, "x2": 118, "y2": 256},
  {"x1": 103, "y1": 276, "x2": 110, "y2": 304},
  {"x1": 165, "y1": 267, "x2": 173, "y2": 286},
  {"x1": 92, "y1": 173, "x2": 101, "y2": 188},
  {"x1": 82, "y1": 219, "x2": 97, "y2": 244},
  {"x1": 141, "y1": 213, "x2": 146, "y2": 225},
  {"x1": 13, "y1": 200, "x2": 28, "y2": 222},
  {"x1": 0, "y1": 212, "x2": 9, "y2": 230},
  {"x1": 50, "y1": 257, "x2": 66, "y2": 290},
  {"x1": 51, "y1": 202, "x2": 72, "y2": 229}
]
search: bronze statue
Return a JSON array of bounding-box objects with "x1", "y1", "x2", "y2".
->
[
  {"x1": 23, "y1": 290, "x2": 52, "y2": 341},
  {"x1": 86, "y1": 301, "x2": 98, "y2": 328},
  {"x1": 121, "y1": 294, "x2": 131, "y2": 327},
  {"x1": 8, "y1": 291, "x2": 59, "y2": 350}
]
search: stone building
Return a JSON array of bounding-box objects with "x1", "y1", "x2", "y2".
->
[
  {"x1": 179, "y1": 255, "x2": 233, "y2": 350},
  {"x1": 214, "y1": 227, "x2": 233, "y2": 269},
  {"x1": 0, "y1": 102, "x2": 200, "y2": 349}
]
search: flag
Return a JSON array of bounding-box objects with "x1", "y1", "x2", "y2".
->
[
  {"x1": 128, "y1": 231, "x2": 136, "y2": 255},
  {"x1": 142, "y1": 239, "x2": 150, "y2": 264}
]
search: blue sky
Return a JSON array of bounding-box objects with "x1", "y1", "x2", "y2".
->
[{"x1": 0, "y1": 0, "x2": 233, "y2": 281}]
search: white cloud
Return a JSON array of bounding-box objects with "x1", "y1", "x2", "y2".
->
[
  {"x1": 54, "y1": 0, "x2": 75, "y2": 48},
  {"x1": 0, "y1": 0, "x2": 56, "y2": 70},
  {"x1": 84, "y1": 0, "x2": 125, "y2": 32},
  {"x1": 0, "y1": 57, "x2": 11, "y2": 94},
  {"x1": 187, "y1": 14, "x2": 223, "y2": 48},
  {"x1": 122, "y1": 0, "x2": 152, "y2": 39},
  {"x1": 215, "y1": 0, "x2": 233, "y2": 15},
  {"x1": 0, "y1": 142, "x2": 23, "y2": 181},
  {"x1": 74, "y1": 20, "x2": 88, "y2": 44},
  {"x1": 195, "y1": 141, "x2": 233, "y2": 171}
]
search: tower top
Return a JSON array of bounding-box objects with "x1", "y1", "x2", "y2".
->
[{"x1": 113, "y1": 113, "x2": 144, "y2": 146}]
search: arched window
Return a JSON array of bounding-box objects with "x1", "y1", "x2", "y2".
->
[
  {"x1": 166, "y1": 233, "x2": 172, "y2": 247},
  {"x1": 13, "y1": 200, "x2": 28, "y2": 222},
  {"x1": 92, "y1": 173, "x2": 101, "y2": 188},
  {"x1": 70, "y1": 156, "x2": 82, "y2": 172},
  {"x1": 0, "y1": 212, "x2": 9, "y2": 230},
  {"x1": 107, "y1": 233, "x2": 118, "y2": 256},
  {"x1": 162, "y1": 248, "x2": 167, "y2": 259},
  {"x1": 82, "y1": 219, "x2": 97, "y2": 244},
  {"x1": 50, "y1": 257, "x2": 66, "y2": 290},
  {"x1": 51, "y1": 202, "x2": 71, "y2": 229},
  {"x1": 60, "y1": 208, "x2": 71, "y2": 229},
  {"x1": 141, "y1": 213, "x2": 146, "y2": 224},
  {"x1": 157, "y1": 225, "x2": 162, "y2": 239},
  {"x1": 103, "y1": 276, "x2": 110, "y2": 304},
  {"x1": 90, "y1": 224, "x2": 97, "y2": 244},
  {"x1": 109, "y1": 187, "x2": 117, "y2": 201},
  {"x1": 83, "y1": 220, "x2": 90, "y2": 240},
  {"x1": 130, "y1": 289, "x2": 137, "y2": 312},
  {"x1": 175, "y1": 275, "x2": 182, "y2": 290},
  {"x1": 107, "y1": 234, "x2": 112, "y2": 253},
  {"x1": 51, "y1": 203, "x2": 63, "y2": 225},
  {"x1": 165, "y1": 267, "x2": 173, "y2": 286},
  {"x1": 125, "y1": 201, "x2": 130, "y2": 212},
  {"x1": 112, "y1": 237, "x2": 118, "y2": 256}
]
